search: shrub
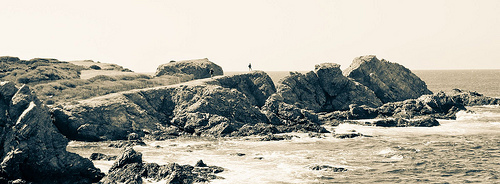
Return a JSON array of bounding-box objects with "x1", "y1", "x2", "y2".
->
[
  {"x1": 46, "y1": 99, "x2": 55, "y2": 105},
  {"x1": 88, "y1": 75, "x2": 117, "y2": 82},
  {"x1": 59, "y1": 80, "x2": 88, "y2": 88},
  {"x1": 17, "y1": 76, "x2": 30, "y2": 84},
  {"x1": 89, "y1": 65, "x2": 101, "y2": 70},
  {"x1": 116, "y1": 74, "x2": 151, "y2": 81},
  {"x1": 121, "y1": 68, "x2": 133, "y2": 72}
]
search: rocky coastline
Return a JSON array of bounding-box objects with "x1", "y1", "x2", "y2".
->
[{"x1": 1, "y1": 55, "x2": 499, "y2": 183}]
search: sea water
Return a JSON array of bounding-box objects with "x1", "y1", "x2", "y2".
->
[{"x1": 68, "y1": 70, "x2": 500, "y2": 183}]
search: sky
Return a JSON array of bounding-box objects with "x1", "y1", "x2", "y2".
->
[{"x1": 1, "y1": 0, "x2": 499, "y2": 72}]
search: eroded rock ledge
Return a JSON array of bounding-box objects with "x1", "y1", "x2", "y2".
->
[
  {"x1": 52, "y1": 71, "x2": 327, "y2": 141},
  {"x1": 319, "y1": 89, "x2": 500, "y2": 122}
]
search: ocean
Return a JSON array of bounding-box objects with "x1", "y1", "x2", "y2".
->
[{"x1": 69, "y1": 70, "x2": 500, "y2": 183}]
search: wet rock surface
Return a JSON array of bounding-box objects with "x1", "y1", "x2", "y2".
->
[
  {"x1": 259, "y1": 134, "x2": 296, "y2": 141},
  {"x1": 108, "y1": 140, "x2": 147, "y2": 148},
  {"x1": 333, "y1": 132, "x2": 364, "y2": 139},
  {"x1": 100, "y1": 148, "x2": 224, "y2": 184},
  {"x1": 90, "y1": 153, "x2": 117, "y2": 161},
  {"x1": 309, "y1": 165, "x2": 348, "y2": 172},
  {"x1": 373, "y1": 117, "x2": 440, "y2": 127},
  {"x1": 0, "y1": 82, "x2": 103, "y2": 183},
  {"x1": 320, "y1": 89, "x2": 500, "y2": 127}
]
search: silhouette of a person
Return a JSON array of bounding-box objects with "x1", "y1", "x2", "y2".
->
[
  {"x1": 248, "y1": 63, "x2": 252, "y2": 71},
  {"x1": 210, "y1": 68, "x2": 214, "y2": 77}
]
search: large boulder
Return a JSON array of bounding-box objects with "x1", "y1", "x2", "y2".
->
[
  {"x1": 155, "y1": 58, "x2": 223, "y2": 79},
  {"x1": 259, "y1": 93, "x2": 328, "y2": 134},
  {"x1": 0, "y1": 82, "x2": 103, "y2": 183},
  {"x1": 265, "y1": 63, "x2": 382, "y2": 113},
  {"x1": 100, "y1": 148, "x2": 223, "y2": 184},
  {"x1": 258, "y1": 63, "x2": 383, "y2": 133},
  {"x1": 343, "y1": 55, "x2": 433, "y2": 103},
  {"x1": 206, "y1": 71, "x2": 275, "y2": 107},
  {"x1": 52, "y1": 72, "x2": 275, "y2": 141}
]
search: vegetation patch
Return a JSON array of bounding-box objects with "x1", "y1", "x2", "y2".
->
[
  {"x1": 1, "y1": 56, "x2": 84, "y2": 84},
  {"x1": 1, "y1": 56, "x2": 195, "y2": 105}
]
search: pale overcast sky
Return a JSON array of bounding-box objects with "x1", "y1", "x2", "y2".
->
[{"x1": 1, "y1": 0, "x2": 499, "y2": 72}]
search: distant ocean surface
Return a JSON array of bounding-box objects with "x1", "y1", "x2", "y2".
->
[{"x1": 227, "y1": 69, "x2": 500, "y2": 97}]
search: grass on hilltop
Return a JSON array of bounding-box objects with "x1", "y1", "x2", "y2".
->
[
  {"x1": 1, "y1": 56, "x2": 195, "y2": 105},
  {"x1": 34, "y1": 74, "x2": 194, "y2": 105}
]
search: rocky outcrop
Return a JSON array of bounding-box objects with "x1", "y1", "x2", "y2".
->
[
  {"x1": 155, "y1": 58, "x2": 223, "y2": 79},
  {"x1": 448, "y1": 88, "x2": 500, "y2": 106},
  {"x1": 0, "y1": 82, "x2": 103, "y2": 183},
  {"x1": 100, "y1": 148, "x2": 224, "y2": 184},
  {"x1": 373, "y1": 117, "x2": 440, "y2": 127},
  {"x1": 309, "y1": 165, "x2": 347, "y2": 172},
  {"x1": 319, "y1": 89, "x2": 500, "y2": 127},
  {"x1": 259, "y1": 63, "x2": 382, "y2": 130},
  {"x1": 205, "y1": 72, "x2": 276, "y2": 107},
  {"x1": 343, "y1": 55, "x2": 433, "y2": 103},
  {"x1": 90, "y1": 153, "x2": 117, "y2": 161},
  {"x1": 52, "y1": 72, "x2": 277, "y2": 141},
  {"x1": 267, "y1": 64, "x2": 382, "y2": 112}
]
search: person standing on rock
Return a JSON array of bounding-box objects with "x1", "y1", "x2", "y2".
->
[
  {"x1": 248, "y1": 63, "x2": 252, "y2": 71},
  {"x1": 210, "y1": 68, "x2": 214, "y2": 78}
]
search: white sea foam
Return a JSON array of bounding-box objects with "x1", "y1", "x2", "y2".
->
[
  {"x1": 378, "y1": 148, "x2": 395, "y2": 155},
  {"x1": 455, "y1": 110, "x2": 500, "y2": 121},
  {"x1": 390, "y1": 155, "x2": 404, "y2": 160}
]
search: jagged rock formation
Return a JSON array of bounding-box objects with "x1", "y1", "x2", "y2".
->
[
  {"x1": 100, "y1": 148, "x2": 223, "y2": 184},
  {"x1": 319, "y1": 89, "x2": 500, "y2": 126},
  {"x1": 254, "y1": 63, "x2": 386, "y2": 132},
  {"x1": 155, "y1": 58, "x2": 224, "y2": 79},
  {"x1": 264, "y1": 63, "x2": 382, "y2": 114},
  {"x1": 52, "y1": 71, "x2": 328, "y2": 141},
  {"x1": 373, "y1": 117, "x2": 440, "y2": 127},
  {"x1": 343, "y1": 55, "x2": 433, "y2": 103},
  {"x1": 260, "y1": 55, "x2": 442, "y2": 127},
  {"x1": 0, "y1": 82, "x2": 103, "y2": 183},
  {"x1": 90, "y1": 153, "x2": 117, "y2": 161},
  {"x1": 52, "y1": 72, "x2": 279, "y2": 141},
  {"x1": 315, "y1": 63, "x2": 383, "y2": 111},
  {"x1": 260, "y1": 62, "x2": 383, "y2": 129},
  {"x1": 52, "y1": 54, "x2": 498, "y2": 139}
]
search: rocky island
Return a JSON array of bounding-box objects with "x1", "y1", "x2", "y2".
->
[{"x1": 1, "y1": 55, "x2": 499, "y2": 183}]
